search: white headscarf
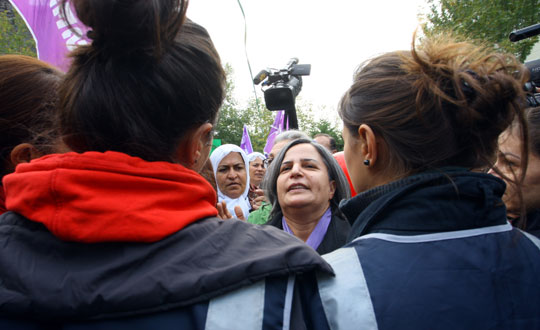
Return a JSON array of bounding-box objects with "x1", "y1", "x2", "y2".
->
[
  {"x1": 210, "y1": 144, "x2": 251, "y2": 219},
  {"x1": 247, "y1": 152, "x2": 266, "y2": 163}
]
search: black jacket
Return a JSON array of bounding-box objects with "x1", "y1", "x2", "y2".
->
[
  {"x1": 298, "y1": 170, "x2": 540, "y2": 329},
  {"x1": 0, "y1": 212, "x2": 333, "y2": 328},
  {"x1": 266, "y1": 209, "x2": 350, "y2": 255}
]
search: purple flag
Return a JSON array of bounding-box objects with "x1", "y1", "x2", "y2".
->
[
  {"x1": 9, "y1": 0, "x2": 90, "y2": 71},
  {"x1": 263, "y1": 111, "x2": 285, "y2": 155},
  {"x1": 240, "y1": 124, "x2": 253, "y2": 154}
]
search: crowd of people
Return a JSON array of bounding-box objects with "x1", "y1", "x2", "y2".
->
[{"x1": 0, "y1": 0, "x2": 539, "y2": 329}]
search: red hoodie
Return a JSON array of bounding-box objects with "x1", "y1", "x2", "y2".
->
[{"x1": 2, "y1": 151, "x2": 218, "y2": 243}]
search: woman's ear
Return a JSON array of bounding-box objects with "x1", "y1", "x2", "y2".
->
[
  {"x1": 176, "y1": 123, "x2": 213, "y2": 172},
  {"x1": 357, "y1": 124, "x2": 378, "y2": 166},
  {"x1": 10, "y1": 143, "x2": 42, "y2": 166}
]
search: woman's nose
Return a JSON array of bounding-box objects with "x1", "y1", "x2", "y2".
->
[
  {"x1": 487, "y1": 166, "x2": 500, "y2": 178},
  {"x1": 289, "y1": 162, "x2": 302, "y2": 175}
]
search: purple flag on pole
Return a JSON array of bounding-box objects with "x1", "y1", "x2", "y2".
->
[
  {"x1": 263, "y1": 111, "x2": 285, "y2": 155},
  {"x1": 9, "y1": 0, "x2": 90, "y2": 71},
  {"x1": 240, "y1": 124, "x2": 254, "y2": 154}
]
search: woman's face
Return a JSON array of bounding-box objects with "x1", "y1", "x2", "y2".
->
[
  {"x1": 276, "y1": 143, "x2": 335, "y2": 213},
  {"x1": 216, "y1": 152, "x2": 247, "y2": 199},
  {"x1": 249, "y1": 158, "x2": 266, "y2": 187},
  {"x1": 490, "y1": 129, "x2": 540, "y2": 216}
]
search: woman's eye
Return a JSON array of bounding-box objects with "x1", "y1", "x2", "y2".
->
[{"x1": 280, "y1": 166, "x2": 291, "y2": 172}]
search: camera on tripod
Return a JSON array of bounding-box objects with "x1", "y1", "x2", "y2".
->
[{"x1": 253, "y1": 58, "x2": 311, "y2": 111}]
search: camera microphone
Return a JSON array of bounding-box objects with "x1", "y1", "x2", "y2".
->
[
  {"x1": 286, "y1": 58, "x2": 299, "y2": 70},
  {"x1": 509, "y1": 23, "x2": 540, "y2": 42}
]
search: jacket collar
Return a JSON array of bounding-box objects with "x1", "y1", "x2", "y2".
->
[{"x1": 341, "y1": 169, "x2": 508, "y2": 241}]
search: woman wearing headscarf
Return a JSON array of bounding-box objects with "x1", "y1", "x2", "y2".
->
[{"x1": 210, "y1": 144, "x2": 251, "y2": 219}]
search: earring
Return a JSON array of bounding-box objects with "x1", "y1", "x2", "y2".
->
[{"x1": 363, "y1": 159, "x2": 370, "y2": 166}]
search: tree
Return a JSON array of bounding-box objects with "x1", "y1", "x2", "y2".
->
[
  {"x1": 421, "y1": 0, "x2": 540, "y2": 62},
  {"x1": 0, "y1": 3, "x2": 36, "y2": 56},
  {"x1": 308, "y1": 117, "x2": 344, "y2": 152}
]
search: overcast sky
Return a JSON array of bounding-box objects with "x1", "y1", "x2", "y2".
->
[{"x1": 188, "y1": 0, "x2": 428, "y2": 119}]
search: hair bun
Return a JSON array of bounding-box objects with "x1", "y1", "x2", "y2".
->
[{"x1": 67, "y1": 0, "x2": 187, "y2": 56}]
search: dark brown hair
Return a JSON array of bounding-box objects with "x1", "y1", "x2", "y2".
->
[
  {"x1": 339, "y1": 35, "x2": 528, "y2": 177},
  {"x1": 0, "y1": 55, "x2": 63, "y2": 179},
  {"x1": 528, "y1": 107, "x2": 540, "y2": 157},
  {"x1": 59, "y1": 0, "x2": 225, "y2": 162}
]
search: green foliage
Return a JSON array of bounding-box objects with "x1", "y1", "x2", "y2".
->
[
  {"x1": 421, "y1": 0, "x2": 540, "y2": 62},
  {"x1": 307, "y1": 117, "x2": 344, "y2": 152},
  {"x1": 0, "y1": 9, "x2": 36, "y2": 56}
]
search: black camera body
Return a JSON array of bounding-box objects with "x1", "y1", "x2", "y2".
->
[
  {"x1": 509, "y1": 23, "x2": 540, "y2": 107},
  {"x1": 525, "y1": 59, "x2": 540, "y2": 107},
  {"x1": 253, "y1": 58, "x2": 311, "y2": 111}
]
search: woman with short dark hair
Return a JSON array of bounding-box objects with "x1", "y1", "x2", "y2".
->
[{"x1": 264, "y1": 138, "x2": 351, "y2": 254}]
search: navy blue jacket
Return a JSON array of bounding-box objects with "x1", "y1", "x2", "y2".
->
[
  {"x1": 0, "y1": 213, "x2": 333, "y2": 329},
  {"x1": 300, "y1": 171, "x2": 540, "y2": 330}
]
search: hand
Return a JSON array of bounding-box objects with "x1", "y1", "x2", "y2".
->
[
  {"x1": 249, "y1": 189, "x2": 266, "y2": 211},
  {"x1": 216, "y1": 201, "x2": 246, "y2": 221}
]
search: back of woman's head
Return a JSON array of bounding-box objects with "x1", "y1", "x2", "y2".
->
[
  {"x1": 339, "y1": 34, "x2": 528, "y2": 176},
  {"x1": 60, "y1": 0, "x2": 225, "y2": 162},
  {"x1": 0, "y1": 55, "x2": 63, "y2": 178}
]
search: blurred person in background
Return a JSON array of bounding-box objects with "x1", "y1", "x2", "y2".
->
[
  {"x1": 490, "y1": 106, "x2": 540, "y2": 237},
  {"x1": 247, "y1": 151, "x2": 266, "y2": 211},
  {"x1": 314, "y1": 133, "x2": 338, "y2": 154},
  {"x1": 0, "y1": 55, "x2": 64, "y2": 214}
]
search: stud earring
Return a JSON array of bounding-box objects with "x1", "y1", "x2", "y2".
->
[{"x1": 363, "y1": 159, "x2": 370, "y2": 166}]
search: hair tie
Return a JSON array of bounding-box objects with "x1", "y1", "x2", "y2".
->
[
  {"x1": 461, "y1": 70, "x2": 480, "y2": 101},
  {"x1": 86, "y1": 30, "x2": 96, "y2": 40}
]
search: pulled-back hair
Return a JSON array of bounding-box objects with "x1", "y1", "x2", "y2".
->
[
  {"x1": 339, "y1": 34, "x2": 528, "y2": 177},
  {"x1": 0, "y1": 55, "x2": 63, "y2": 179},
  {"x1": 59, "y1": 0, "x2": 225, "y2": 162}
]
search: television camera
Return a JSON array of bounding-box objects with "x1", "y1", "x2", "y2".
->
[
  {"x1": 253, "y1": 58, "x2": 311, "y2": 129},
  {"x1": 510, "y1": 23, "x2": 540, "y2": 107}
]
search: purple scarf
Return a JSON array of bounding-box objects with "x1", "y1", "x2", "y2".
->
[{"x1": 282, "y1": 208, "x2": 332, "y2": 250}]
